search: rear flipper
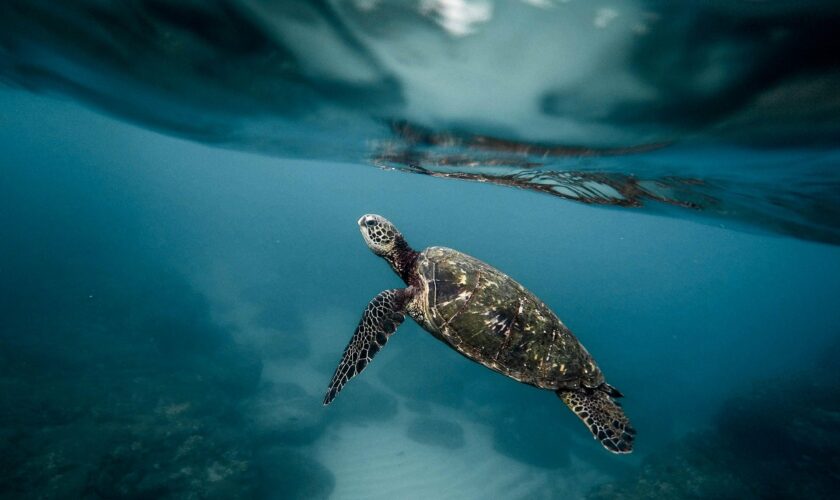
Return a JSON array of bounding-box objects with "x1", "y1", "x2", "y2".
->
[{"x1": 558, "y1": 385, "x2": 636, "y2": 454}]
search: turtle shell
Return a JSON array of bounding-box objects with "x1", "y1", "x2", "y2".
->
[{"x1": 415, "y1": 246, "x2": 604, "y2": 390}]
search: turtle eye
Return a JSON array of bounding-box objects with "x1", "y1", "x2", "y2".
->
[{"x1": 365, "y1": 219, "x2": 378, "y2": 227}]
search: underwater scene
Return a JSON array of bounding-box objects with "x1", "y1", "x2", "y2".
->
[{"x1": 1, "y1": 1, "x2": 839, "y2": 499}]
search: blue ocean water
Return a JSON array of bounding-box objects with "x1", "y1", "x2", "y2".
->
[{"x1": 2, "y1": 2, "x2": 840, "y2": 499}]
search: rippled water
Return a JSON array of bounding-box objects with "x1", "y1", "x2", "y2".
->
[
  {"x1": 2, "y1": 2, "x2": 840, "y2": 499},
  {"x1": 2, "y1": 0, "x2": 839, "y2": 244}
]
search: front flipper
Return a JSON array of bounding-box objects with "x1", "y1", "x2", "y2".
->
[{"x1": 323, "y1": 288, "x2": 410, "y2": 405}]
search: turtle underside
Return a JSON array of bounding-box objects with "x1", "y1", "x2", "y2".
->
[{"x1": 414, "y1": 247, "x2": 604, "y2": 391}]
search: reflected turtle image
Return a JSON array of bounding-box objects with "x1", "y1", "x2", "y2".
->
[{"x1": 324, "y1": 214, "x2": 635, "y2": 453}]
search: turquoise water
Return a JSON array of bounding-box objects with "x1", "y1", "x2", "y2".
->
[
  {"x1": 0, "y1": 2, "x2": 840, "y2": 499},
  {"x1": 3, "y1": 89, "x2": 839, "y2": 499}
]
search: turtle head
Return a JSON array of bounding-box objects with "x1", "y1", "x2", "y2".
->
[
  {"x1": 358, "y1": 214, "x2": 418, "y2": 280},
  {"x1": 358, "y1": 214, "x2": 402, "y2": 257}
]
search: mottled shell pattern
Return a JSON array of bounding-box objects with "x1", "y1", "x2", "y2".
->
[{"x1": 412, "y1": 247, "x2": 604, "y2": 391}]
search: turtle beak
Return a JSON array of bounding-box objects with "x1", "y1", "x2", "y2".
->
[{"x1": 357, "y1": 215, "x2": 366, "y2": 227}]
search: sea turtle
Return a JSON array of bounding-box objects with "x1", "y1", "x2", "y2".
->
[{"x1": 323, "y1": 214, "x2": 635, "y2": 453}]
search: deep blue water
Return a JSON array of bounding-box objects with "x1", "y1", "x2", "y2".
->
[
  {"x1": 3, "y1": 89, "x2": 839, "y2": 499},
  {"x1": 2, "y1": 2, "x2": 840, "y2": 499}
]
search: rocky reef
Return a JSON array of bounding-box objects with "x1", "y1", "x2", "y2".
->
[
  {"x1": 589, "y1": 362, "x2": 840, "y2": 500},
  {"x1": 0, "y1": 268, "x2": 262, "y2": 499}
]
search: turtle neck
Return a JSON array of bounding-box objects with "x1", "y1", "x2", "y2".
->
[{"x1": 386, "y1": 236, "x2": 419, "y2": 283}]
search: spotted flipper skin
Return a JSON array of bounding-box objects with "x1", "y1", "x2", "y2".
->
[
  {"x1": 323, "y1": 289, "x2": 409, "y2": 405},
  {"x1": 558, "y1": 386, "x2": 636, "y2": 454}
]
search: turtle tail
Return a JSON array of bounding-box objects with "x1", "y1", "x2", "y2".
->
[{"x1": 557, "y1": 384, "x2": 636, "y2": 454}]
